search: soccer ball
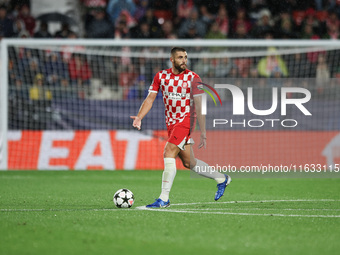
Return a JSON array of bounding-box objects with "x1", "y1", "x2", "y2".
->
[{"x1": 113, "y1": 188, "x2": 135, "y2": 208}]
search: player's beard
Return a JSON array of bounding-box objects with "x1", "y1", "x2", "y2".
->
[{"x1": 174, "y1": 61, "x2": 187, "y2": 73}]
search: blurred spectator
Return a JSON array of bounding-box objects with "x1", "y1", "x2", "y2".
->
[
  {"x1": 27, "y1": 57, "x2": 41, "y2": 84},
  {"x1": 17, "y1": 4, "x2": 35, "y2": 36},
  {"x1": 249, "y1": 65, "x2": 259, "y2": 78},
  {"x1": 54, "y1": 23, "x2": 74, "y2": 38},
  {"x1": 134, "y1": 0, "x2": 148, "y2": 21},
  {"x1": 231, "y1": 8, "x2": 251, "y2": 37},
  {"x1": 131, "y1": 21, "x2": 152, "y2": 39},
  {"x1": 194, "y1": 57, "x2": 211, "y2": 77},
  {"x1": 233, "y1": 22, "x2": 250, "y2": 38},
  {"x1": 228, "y1": 66, "x2": 240, "y2": 78},
  {"x1": 134, "y1": 55, "x2": 153, "y2": 83},
  {"x1": 127, "y1": 75, "x2": 147, "y2": 99},
  {"x1": 161, "y1": 19, "x2": 175, "y2": 38},
  {"x1": 115, "y1": 10, "x2": 136, "y2": 28},
  {"x1": 102, "y1": 56, "x2": 119, "y2": 90},
  {"x1": 8, "y1": 57, "x2": 21, "y2": 86},
  {"x1": 34, "y1": 21, "x2": 52, "y2": 38},
  {"x1": 178, "y1": 8, "x2": 207, "y2": 38},
  {"x1": 139, "y1": 8, "x2": 162, "y2": 38},
  {"x1": 325, "y1": 10, "x2": 339, "y2": 30},
  {"x1": 176, "y1": 0, "x2": 195, "y2": 24},
  {"x1": 251, "y1": 8, "x2": 274, "y2": 38},
  {"x1": 114, "y1": 20, "x2": 130, "y2": 38},
  {"x1": 215, "y1": 57, "x2": 235, "y2": 78},
  {"x1": 43, "y1": 51, "x2": 70, "y2": 87},
  {"x1": 9, "y1": 74, "x2": 26, "y2": 102},
  {"x1": 18, "y1": 50, "x2": 41, "y2": 85},
  {"x1": 301, "y1": 23, "x2": 319, "y2": 39},
  {"x1": 0, "y1": 4, "x2": 14, "y2": 38},
  {"x1": 323, "y1": 10, "x2": 340, "y2": 38},
  {"x1": 29, "y1": 73, "x2": 52, "y2": 100},
  {"x1": 180, "y1": 23, "x2": 200, "y2": 39},
  {"x1": 323, "y1": 23, "x2": 340, "y2": 39},
  {"x1": 106, "y1": 0, "x2": 136, "y2": 25},
  {"x1": 12, "y1": 18, "x2": 27, "y2": 37},
  {"x1": 215, "y1": 4, "x2": 229, "y2": 37},
  {"x1": 257, "y1": 47, "x2": 289, "y2": 77},
  {"x1": 205, "y1": 21, "x2": 226, "y2": 39},
  {"x1": 68, "y1": 53, "x2": 92, "y2": 87},
  {"x1": 29, "y1": 73, "x2": 53, "y2": 130},
  {"x1": 198, "y1": 4, "x2": 215, "y2": 26},
  {"x1": 300, "y1": 8, "x2": 320, "y2": 36},
  {"x1": 234, "y1": 58, "x2": 253, "y2": 77},
  {"x1": 274, "y1": 10, "x2": 297, "y2": 38},
  {"x1": 316, "y1": 53, "x2": 330, "y2": 87},
  {"x1": 85, "y1": 8, "x2": 113, "y2": 38}
]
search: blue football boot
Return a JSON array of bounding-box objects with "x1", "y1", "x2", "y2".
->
[
  {"x1": 146, "y1": 198, "x2": 170, "y2": 208},
  {"x1": 215, "y1": 175, "x2": 231, "y2": 201}
]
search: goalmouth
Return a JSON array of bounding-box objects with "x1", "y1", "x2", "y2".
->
[{"x1": 1, "y1": 39, "x2": 340, "y2": 170}]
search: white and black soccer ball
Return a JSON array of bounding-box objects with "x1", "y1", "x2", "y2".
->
[{"x1": 113, "y1": 189, "x2": 135, "y2": 208}]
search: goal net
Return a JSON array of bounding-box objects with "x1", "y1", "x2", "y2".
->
[{"x1": 1, "y1": 39, "x2": 339, "y2": 171}]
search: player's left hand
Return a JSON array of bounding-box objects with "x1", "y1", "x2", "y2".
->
[{"x1": 198, "y1": 134, "x2": 206, "y2": 149}]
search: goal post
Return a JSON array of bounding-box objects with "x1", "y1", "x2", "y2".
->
[
  {"x1": 1, "y1": 38, "x2": 340, "y2": 171},
  {"x1": 0, "y1": 40, "x2": 9, "y2": 170}
]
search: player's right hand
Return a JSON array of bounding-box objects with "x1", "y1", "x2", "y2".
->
[{"x1": 130, "y1": 116, "x2": 142, "y2": 130}]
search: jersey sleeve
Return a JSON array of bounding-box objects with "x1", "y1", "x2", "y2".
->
[
  {"x1": 148, "y1": 72, "x2": 160, "y2": 93},
  {"x1": 192, "y1": 73, "x2": 204, "y2": 97}
]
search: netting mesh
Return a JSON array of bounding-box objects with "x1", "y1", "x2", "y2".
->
[{"x1": 2, "y1": 40, "x2": 340, "y2": 170}]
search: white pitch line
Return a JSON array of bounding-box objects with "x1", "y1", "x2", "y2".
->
[
  {"x1": 134, "y1": 199, "x2": 340, "y2": 218},
  {"x1": 2, "y1": 199, "x2": 340, "y2": 217}
]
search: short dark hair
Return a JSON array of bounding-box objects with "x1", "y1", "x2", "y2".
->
[{"x1": 171, "y1": 47, "x2": 186, "y2": 56}]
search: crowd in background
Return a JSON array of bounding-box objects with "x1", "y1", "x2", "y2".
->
[
  {"x1": 1, "y1": 0, "x2": 340, "y2": 103},
  {"x1": 0, "y1": 0, "x2": 340, "y2": 39}
]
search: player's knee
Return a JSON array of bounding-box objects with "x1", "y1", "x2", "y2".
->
[
  {"x1": 182, "y1": 160, "x2": 190, "y2": 169},
  {"x1": 163, "y1": 145, "x2": 177, "y2": 158},
  {"x1": 181, "y1": 157, "x2": 196, "y2": 169}
]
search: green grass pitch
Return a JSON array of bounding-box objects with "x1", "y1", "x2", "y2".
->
[{"x1": 1, "y1": 170, "x2": 339, "y2": 255}]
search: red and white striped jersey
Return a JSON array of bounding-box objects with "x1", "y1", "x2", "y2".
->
[{"x1": 149, "y1": 68, "x2": 204, "y2": 126}]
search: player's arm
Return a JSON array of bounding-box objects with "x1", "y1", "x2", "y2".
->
[
  {"x1": 130, "y1": 92, "x2": 157, "y2": 130},
  {"x1": 194, "y1": 94, "x2": 206, "y2": 149}
]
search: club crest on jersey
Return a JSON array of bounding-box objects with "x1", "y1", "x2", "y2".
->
[{"x1": 182, "y1": 82, "x2": 188, "y2": 88}]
